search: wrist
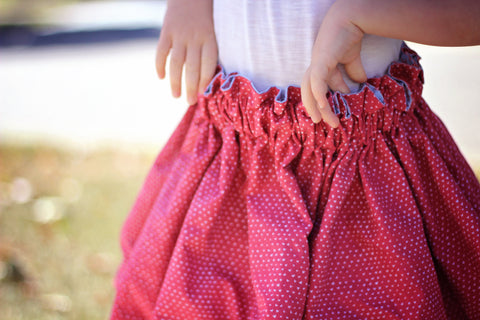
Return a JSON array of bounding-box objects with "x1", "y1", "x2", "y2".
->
[
  {"x1": 167, "y1": 0, "x2": 213, "y2": 8},
  {"x1": 329, "y1": 0, "x2": 366, "y2": 34},
  {"x1": 164, "y1": 0, "x2": 214, "y2": 32}
]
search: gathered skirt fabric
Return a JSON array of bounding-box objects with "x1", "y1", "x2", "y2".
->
[{"x1": 110, "y1": 45, "x2": 480, "y2": 320}]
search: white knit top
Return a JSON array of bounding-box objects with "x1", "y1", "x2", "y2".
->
[{"x1": 213, "y1": 0, "x2": 403, "y2": 92}]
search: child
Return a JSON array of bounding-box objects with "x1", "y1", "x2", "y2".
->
[{"x1": 111, "y1": 0, "x2": 480, "y2": 319}]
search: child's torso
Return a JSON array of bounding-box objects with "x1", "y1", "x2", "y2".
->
[{"x1": 213, "y1": 0, "x2": 403, "y2": 92}]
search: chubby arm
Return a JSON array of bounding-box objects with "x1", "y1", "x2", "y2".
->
[
  {"x1": 352, "y1": 0, "x2": 480, "y2": 46},
  {"x1": 156, "y1": 0, "x2": 217, "y2": 105},
  {"x1": 302, "y1": 0, "x2": 480, "y2": 127}
]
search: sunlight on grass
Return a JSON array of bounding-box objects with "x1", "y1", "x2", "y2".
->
[
  {"x1": 0, "y1": 0, "x2": 79, "y2": 24},
  {"x1": 1, "y1": 143, "x2": 479, "y2": 319},
  {"x1": 0, "y1": 143, "x2": 156, "y2": 320}
]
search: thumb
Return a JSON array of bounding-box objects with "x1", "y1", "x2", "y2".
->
[{"x1": 344, "y1": 55, "x2": 367, "y2": 84}]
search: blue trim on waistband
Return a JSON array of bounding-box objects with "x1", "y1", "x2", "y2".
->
[
  {"x1": 205, "y1": 69, "x2": 294, "y2": 103},
  {"x1": 205, "y1": 41, "x2": 418, "y2": 113}
]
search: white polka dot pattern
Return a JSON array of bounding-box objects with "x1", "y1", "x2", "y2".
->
[{"x1": 110, "y1": 45, "x2": 480, "y2": 319}]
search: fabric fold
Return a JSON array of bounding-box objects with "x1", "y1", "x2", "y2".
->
[{"x1": 111, "y1": 44, "x2": 480, "y2": 320}]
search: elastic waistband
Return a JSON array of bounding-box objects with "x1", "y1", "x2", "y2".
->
[{"x1": 196, "y1": 43, "x2": 424, "y2": 148}]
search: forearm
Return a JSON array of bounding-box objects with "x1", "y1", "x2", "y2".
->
[
  {"x1": 165, "y1": 0, "x2": 214, "y2": 27},
  {"x1": 334, "y1": 0, "x2": 480, "y2": 46},
  {"x1": 166, "y1": 0, "x2": 213, "y2": 11}
]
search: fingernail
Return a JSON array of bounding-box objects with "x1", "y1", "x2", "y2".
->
[
  {"x1": 311, "y1": 114, "x2": 321, "y2": 123},
  {"x1": 311, "y1": 106, "x2": 324, "y2": 123},
  {"x1": 187, "y1": 97, "x2": 197, "y2": 105},
  {"x1": 330, "y1": 119, "x2": 340, "y2": 128}
]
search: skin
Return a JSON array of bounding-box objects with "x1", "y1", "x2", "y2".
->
[
  {"x1": 156, "y1": 0, "x2": 480, "y2": 127},
  {"x1": 156, "y1": 0, "x2": 217, "y2": 106}
]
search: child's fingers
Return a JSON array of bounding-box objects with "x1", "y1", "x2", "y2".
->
[
  {"x1": 155, "y1": 33, "x2": 171, "y2": 79},
  {"x1": 309, "y1": 65, "x2": 331, "y2": 114},
  {"x1": 344, "y1": 55, "x2": 367, "y2": 84},
  {"x1": 319, "y1": 104, "x2": 340, "y2": 128},
  {"x1": 198, "y1": 38, "x2": 218, "y2": 94},
  {"x1": 327, "y1": 67, "x2": 350, "y2": 94},
  {"x1": 301, "y1": 68, "x2": 323, "y2": 123},
  {"x1": 169, "y1": 45, "x2": 186, "y2": 98},
  {"x1": 309, "y1": 65, "x2": 340, "y2": 128},
  {"x1": 185, "y1": 46, "x2": 201, "y2": 105}
]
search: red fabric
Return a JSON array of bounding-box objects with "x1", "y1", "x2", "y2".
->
[{"x1": 111, "y1": 45, "x2": 480, "y2": 319}]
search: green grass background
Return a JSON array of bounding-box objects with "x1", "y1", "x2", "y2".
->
[
  {"x1": 1, "y1": 143, "x2": 479, "y2": 320},
  {"x1": 0, "y1": 144, "x2": 156, "y2": 319}
]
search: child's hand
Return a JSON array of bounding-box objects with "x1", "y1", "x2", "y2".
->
[
  {"x1": 156, "y1": 0, "x2": 218, "y2": 105},
  {"x1": 301, "y1": 1, "x2": 367, "y2": 128}
]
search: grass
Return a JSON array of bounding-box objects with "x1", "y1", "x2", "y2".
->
[
  {"x1": 1, "y1": 143, "x2": 479, "y2": 320},
  {"x1": 0, "y1": 143, "x2": 157, "y2": 320},
  {"x1": 0, "y1": 0, "x2": 95, "y2": 25}
]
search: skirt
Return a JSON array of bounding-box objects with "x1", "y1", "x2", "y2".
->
[{"x1": 110, "y1": 44, "x2": 480, "y2": 320}]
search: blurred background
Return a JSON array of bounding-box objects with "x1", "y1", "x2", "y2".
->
[{"x1": 0, "y1": 1, "x2": 479, "y2": 319}]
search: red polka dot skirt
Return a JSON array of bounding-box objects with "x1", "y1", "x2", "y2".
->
[{"x1": 110, "y1": 44, "x2": 480, "y2": 319}]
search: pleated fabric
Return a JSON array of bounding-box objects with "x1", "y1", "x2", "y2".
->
[{"x1": 110, "y1": 44, "x2": 480, "y2": 320}]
